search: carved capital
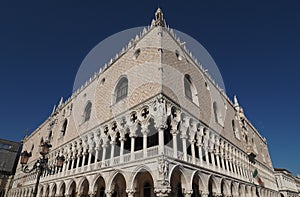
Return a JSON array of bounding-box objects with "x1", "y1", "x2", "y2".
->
[
  {"x1": 105, "y1": 190, "x2": 113, "y2": 197},
  {"x1": 154, "y1": 187, "x2": 171, "y2": 197},
  {"x1": 170, "y1": 129, "x2": 179, "y2": 135},
  {"x1": 183, "y1": 190, "x2": 193, "y2": 197},
  {"x1": 126, "y1": 189, "x2": 136, "y2": 197}
]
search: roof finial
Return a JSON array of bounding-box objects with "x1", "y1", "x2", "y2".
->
[
  {"x1": 234, "y1": 95, "x2": 239, "y2": 107},
  {"x1": 154, "y1": 7, "x2": 166, "y2": 27}
]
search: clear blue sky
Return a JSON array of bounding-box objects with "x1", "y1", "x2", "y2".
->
[{"x1": 0, "y1": 1, "x2": 299, "y2": 175}]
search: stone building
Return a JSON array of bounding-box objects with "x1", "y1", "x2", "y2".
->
[
  {"x1": 9, "y1": 8, "x2": 281, "y2": 197},
  {"x1": 274, "y1": 168, "x2": 299, "y2": 197},
  {"x1": 0, "y1": 138, "x2": 21, "y2": 197}
]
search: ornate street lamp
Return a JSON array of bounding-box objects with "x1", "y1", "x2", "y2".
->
[
  {"x1": 20, "y1": 151, "x2": 31, "y2": 165},
  {"x1": 56, "y1": 155, "x2": 65, "y2": 168},
  {"x1": 20, "y1": 141, "x2": 64, "y2": 197}
]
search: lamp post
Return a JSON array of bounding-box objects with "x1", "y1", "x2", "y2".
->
[{"x1": 20, "y1": 141, "x2": 63, "y2": 197}]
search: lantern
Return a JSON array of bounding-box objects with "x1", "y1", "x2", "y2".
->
[
  {"x1": 40, "y1": 141, "x2": 52, "y2": 155},
  {"x1": 56, "y1": 155, "x2": 65, "y2": 168},
  {"x1": 20, "y1": 151, "x2": 32, "y2": 165}
]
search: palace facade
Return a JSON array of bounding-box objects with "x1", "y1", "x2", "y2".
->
[{"x1": 9, "y1": 8, "x2": 281, "y2": 197}]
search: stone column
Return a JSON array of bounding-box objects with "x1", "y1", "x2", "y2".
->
[
  {"x1": 210, "y1": 134, "x2": 216, "y2": 168},
  {"x1": 88, "y1": 135, "x2": 95, "y2": 165},
  {"x1": 214, "y1": 136, "x2": 221, "y2": 169},
  {"x1": 229, "y1": 147, "x2": 234, "y2": 174},
  {"x1": 142, "y1": 127, "x2": 149, "y2": 158},
  {"x1": 158, "y1": 124, "x2": 167, "y2": 154},
  {"x1": 129, "y1": 124, "x2": 137, "y2": 161},
  {"x1": 119, "y1": 137, "x2": 125, "y2": 163},
  {"x1": 110, "y1": 139, "x2": 116, "y2": 160},
  {"x1": 224, "y1": 143, "x2": 230, "y2": 172},
  {"x1": 130, "y1": 135, "x2": 135, "y2": 160},
  {"x1": 237, "y1": 151, "x2": 243, "y2": 177},
  {"x1": 88, "y1": 149, "x2": 93, "y2": 165},
  {"x1": 171, "y1": 130, "x2": 178, "y2": 159},
  {"x1": 94, "y1": 145, "x2": 100, "y2": 163},
  {"x1": 220, "y1": 140, "x2": 225, "y2": 171},
  {"x1": 204, "y1": 138, "x2": 209, "y2": 166},
  {"x1": 196, "y1": 128, "x2": 204, "y2": 166},
  {"x1": 82, "y1": 148, "x2": 87, "y2": 166},
  {"x1": 232, "y1": 149, "x2": 237, "y2": 175},
  {"x1": 197, "y1": 142, "x2": 203, "y2": 166},
  {"x1": 189, "y1": 139, "x2": 196, "y2": 164},
  {"x1": 101, "y1": 143, "x2": 107, "y2": 163},
  {"x1": 181, "y1": 134, "x2": 188, "y2": 161},
  {"x1": 62, "y1": 158, "x2": 68, "y2": 172},
  {"x1": 70, "y1": 156, "x2": 75, "y2": 170}
]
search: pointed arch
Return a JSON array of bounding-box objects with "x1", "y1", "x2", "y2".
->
[
  {"x1": 184, "y1": 74, "x2": 199, "y2": 105},
  {"x1": 83, "y1": 101, "x2": 92, "y2": 122},
  {"x1": 91, "y1": 174, "x2": 106, "y2": 197},
  {"x1": 190, "y1": 170, "x2": 206, "y2": 197},
  {"x1": 169, "y1": 165, "x2": 188, "y2": 196},
  {"x1": 114, "y1": 76, "x2": 128, "y2": 103},
  {"x1": 57, "y1": 181, "x2": 66, "y2": 196},
  {"x1": 49, "y1": 183, "x2": 57, "y2": 197},
  {"x1": 208, "y1": 175, "x2": 220, "y2": 196},
  {"x1": 38, "y1": 185, "x2": 44, "y2": 197},
  {"x1": 130, "y1": 166, "x2": 155, "y2": 197},
  {"x1": 44, "y1": 185, "x2": 50, "y2": 197},
  {"x1": 107, "y1": 171, "x2": 127, "y2": 197},
  {"x1": 61, "y1": 119, "x2": 68, "y2": 136},
  {"x1": 107, "y1": 170, "x2": 128, "y2": 191},
  {"x1": 220, "y1": 179, "x2": 231, "y2": 196},
  {"x1": 230, "y1": 182, "x2": 239, "y2": 196},
  {"x1": 78, "y1": 177, "x2": 89, "y2": 196},
  {"x1": 66, "y1": 180, "x2": 76, "y2": 196},
  {"x1": 129, "y1": 165, "x2": 155, "y2": 189}
]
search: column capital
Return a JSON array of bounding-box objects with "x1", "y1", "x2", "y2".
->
[
  {"x1": 156, "y1": 123, "x2": 168, "y2": 130},
  {"x1": 183, "y1": 190, "x2": 193, "y2": 197},
  {"x1": 189, "y1": 139, "x2": 196, "y2": 144},
  {"x1": 180, "y1": 134, "x2": 188, "y2": 139},
  {"x1": 171, "y1": 129, "x2": 179, "y2": 135},
  {"x1": 126, "y1": 189, "x2": 136, "y2": 197},
  {"x1": 154, "y1": 187, "x2": 171, "y2": 197},
  {"x1": 105, "y1": 190, "x2": 113, "y2": 197},
  {"x1": 213, "y1": 193, "x2": 223, "y2": 197},
  {"x1": 201, "y1": 192, "x2": 209, "y2": 197}
]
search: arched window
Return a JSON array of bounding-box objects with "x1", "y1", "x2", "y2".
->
[
  {"x1": 184, "y1": 74, "x2": 199, "y2": 105},
  {"x1": 115, "y1": 77, "x2": 128, "y2": 103},
  {"x1": 31, "y1": 144, "x2": 34, "y2": 152},
  {"x1": 83, "y1": 102, "x2": 92, "y2": 122},
  {"x1": 184, "y1": 74, "x2": 193, "y2": 100},
  {"x1": 48, "y1": 130, "x2": 53, "y2": 140},
  {"x1": 213, "y1": 102, "x2": 219, "y2": 123},
  {"x1": 61, "y1": 119, "x2": 68, "y2": 136},
  {"x1": 232, "y1": 120, "x2": 236, "y2": 131}
]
